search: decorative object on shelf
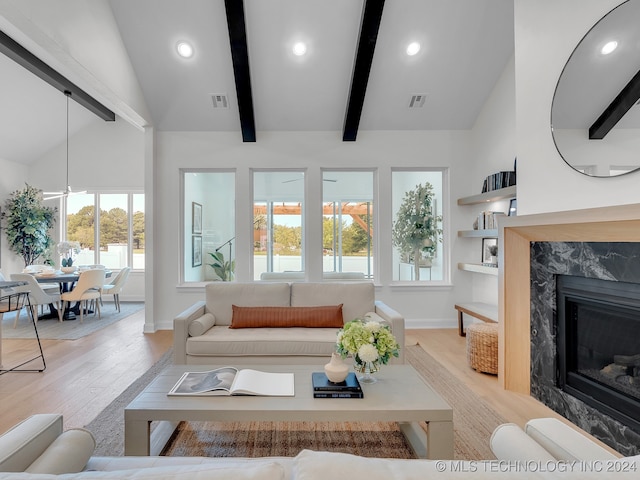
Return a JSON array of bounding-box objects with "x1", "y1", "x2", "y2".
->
[
  {"x1": 324, "y1": 352, "x2": 350, "y2": 383},
  {"x1": 57, "y1": 241, "x2": 80, "y2": 269},
  {"x1": 482, "y1": 238, "x2": 498, "y2": 266},
  {"x1": 508, "y1": 198, "x2": 517, "y2": 216},
  {"x1": 392, "y1": 182, "x2": 442, "y2": 281},
  {"x1": 336, "y1": 318, "x2": 400, "y2": 384},
  {"x1": 1, "y1": 184, "x2": 57, "y2": 267}
]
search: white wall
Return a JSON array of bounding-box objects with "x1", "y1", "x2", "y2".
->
[
  {"x1": 152, "y1": 130, "x2": 474, "y2": 331},
  {"x1": 0, "y1": 158, "x2": 29, "y2": 276},
  {"x1": 26, "y1": 118, "x2": 146, "y2": 301},
  {"x1": 0, "y1": 0, "x2": 150, "y2": 127},
  {"x1": 514, "y1": 0, "x2": 640, "y2": 215},
  {"x1": 461, "y1": 55, "x2": 517, "y2": 306}
]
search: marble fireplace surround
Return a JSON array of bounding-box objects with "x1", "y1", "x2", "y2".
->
[{"x1": 498, "y1": 203, "x2": 640, "y2": 454}]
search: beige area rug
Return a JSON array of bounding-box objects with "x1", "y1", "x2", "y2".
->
[
  {"x1": 160, "y1": 345, "x2": 507, "y2": 459},
  {"x1": 2, "y1": 302, "x2": 144, "y2": 340}
]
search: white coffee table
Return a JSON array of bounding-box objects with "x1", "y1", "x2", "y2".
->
[{"x1": 124, "y1": 364, "x2": 454, "y2": 459}]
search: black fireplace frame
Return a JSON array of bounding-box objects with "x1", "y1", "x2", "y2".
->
[{"x1": 556, "y1": 275, "x2": 640, "y2": 435}]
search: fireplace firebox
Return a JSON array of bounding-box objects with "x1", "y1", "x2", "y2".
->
[{"x1": 557, "y1": 275, "x2": 640, "y2": 435}]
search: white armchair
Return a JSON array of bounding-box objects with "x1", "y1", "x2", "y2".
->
[
  {"x1": 100, "y1": 267, "x2": 131, "y2": 312},
  {"x1": 10, "y1": 274, "x2": 63, "y2": 326},
  {"x1": 60, "y1": 269, "x2": 105, "y2": 323}
]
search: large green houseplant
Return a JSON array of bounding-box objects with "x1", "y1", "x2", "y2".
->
[
  {"x1": 392, "y1": 182, "x2": 442, "y2": 280},
  {"x1": 2, "y1": 184, "x2": 57, "y2": 267}
]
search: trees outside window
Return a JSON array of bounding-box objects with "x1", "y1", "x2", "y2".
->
[{"x1": 66, "y1": 192, "x2": 144, "y2": 269}]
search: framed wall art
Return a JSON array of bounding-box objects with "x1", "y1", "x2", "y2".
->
[
  {"x1": 192, "y1": 202, "x2": 202, "y2": 234},
  {"x1": 192, "y1": 235, "x2": 202, "y2": 267}
]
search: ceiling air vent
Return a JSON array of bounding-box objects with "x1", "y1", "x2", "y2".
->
[
  {"x1": 210, "y1": 94, "x2": 229, "y2": 109},
  {"x1": 409, "y1": 94, "x2": 426, "y2": 108}
]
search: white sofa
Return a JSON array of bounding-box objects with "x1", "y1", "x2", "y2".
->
[
  {"x1": 173, "y1": 282, "x2": 405, "y2": 365},
  {"x1": 0, "y1": 414, "x2": 637, "y2": 479}
]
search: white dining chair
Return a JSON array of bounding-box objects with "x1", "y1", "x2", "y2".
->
[
  {"x1": 100, "y1": 267, "x2": 131, "y2": 312},
  {"x1": 10, "y1": 273, "x2": 63, "y2": 326},
  {"x1": 60, "y1": 269, "x2": 105, "y2": 323}
]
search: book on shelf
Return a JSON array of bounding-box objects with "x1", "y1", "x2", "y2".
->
[
  {"x1": 312, "y1": 372, "x2": 362, "y2": 392},
  {"x1": 476, "y1": 211, "x2": 506, "y2": 230},
  {"x1": 313, "y1": 391, "x2": 364, "y2": 399},
  {"x1": 167, "y1": 367, "x2": 295, "y2": 396},
  {"x1": 481, "y1": 170, "x2": 516, "y2": 193}
]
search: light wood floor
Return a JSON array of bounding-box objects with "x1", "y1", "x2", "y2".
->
[{"x1": 0, "y1": 311, "x2": 609, "y2": 451}]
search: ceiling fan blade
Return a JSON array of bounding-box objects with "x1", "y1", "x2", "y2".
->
[{"x1": 44, "y1": 193, "x2": 65, "y2": 200}]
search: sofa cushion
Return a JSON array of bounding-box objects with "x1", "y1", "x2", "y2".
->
[
  {"x1": 0, "y1": 414, "x2": 62, "y2": 472},
  {"x1": 290, "y1": 282, "x2": 374, "y2": 323},
  {"x1": 230, "y1": 305, "x2": 343, "y2": 329},
  {"x1": 524, "y1": 418, "x2": 618, "y2": 461},
  {"x1": 186, "y1": 326, "x2": 338, "y2": 357},
  {"x1": 25, "y1": 429, "x2": 95, "y2": 474},
  {"x1": 188, "y1": 313, "x2": 216, "y2": 337},
  {"x1": 206, "y1": 283, "x2": 291, "y2": 326},
  {"x1": 490, "y1": 423, "x2": 555, "y2": 462}
]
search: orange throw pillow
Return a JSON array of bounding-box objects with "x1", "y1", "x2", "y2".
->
[{"x1": 230, "y1": 304, "x2": 344, "y2": 328}]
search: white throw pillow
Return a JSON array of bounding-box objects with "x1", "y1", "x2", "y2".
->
[{"x1": 188, "y1": 313, "x2": 216, "y2": 337}]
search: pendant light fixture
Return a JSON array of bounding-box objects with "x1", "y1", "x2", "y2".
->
[{"x1": 44, "y1": 90, "x2": 87, "y2": 200}]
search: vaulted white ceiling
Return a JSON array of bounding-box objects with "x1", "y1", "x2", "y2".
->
[{"x1": 0, "y1": 0, "x2": 515, "y2": 164}]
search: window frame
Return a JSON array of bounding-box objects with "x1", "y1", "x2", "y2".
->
[{"x1": 62, "y1": 190, "x2": 144, "y2": 272}]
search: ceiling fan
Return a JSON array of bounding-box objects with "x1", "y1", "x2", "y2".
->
[{"x1": 44, "y1": 91, "x2": 87, "y2": 201}]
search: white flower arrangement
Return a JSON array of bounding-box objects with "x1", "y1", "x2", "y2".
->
[
  {"x1": 57, "y1": 241, "x2": 81, "y2": 257},
  {"x1": 336, "y1": 318, "x2": 400, "y2": 369},
  {"x1": 57, "y1": 241, "x2": 81, "y2": 267}
]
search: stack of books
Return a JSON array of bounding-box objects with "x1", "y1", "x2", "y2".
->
[{"x1": 312, "y1": 372, "x2": 363, "y2": 398}]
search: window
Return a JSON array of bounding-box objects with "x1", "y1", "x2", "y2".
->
[
  {"x1": 391, "y1": 170, "x2": 445, "y2": 282},
  {"x1": 322, "y1": 170, "x2": 374, "y2": 279},
  {"x1": 183, "y1": 171, "x2": 235, "y2": 282},
  {"x1": 66, "y1": 192, "x2": 144, "y2": 269},
  {"x1": 253, "y1": 171, "x2": 304, "y2": 280}
]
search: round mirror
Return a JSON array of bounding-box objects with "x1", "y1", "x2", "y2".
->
[{"x1": 551, "y1": 0, "x2": 640, "y2": 177}]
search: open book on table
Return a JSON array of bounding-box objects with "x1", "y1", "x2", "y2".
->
[{"x1": 167, "y1": 367, "x2": 295, "y2": 396}]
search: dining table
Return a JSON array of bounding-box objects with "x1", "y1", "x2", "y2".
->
[{"x1": 34, "y1": 269, "x2": 112, "y2": 320}]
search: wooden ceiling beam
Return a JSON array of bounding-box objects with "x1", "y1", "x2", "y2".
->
[
  {"x1": 342, "y1": 0, "x2": 385, "y2": 142},
  {"x1": 224, "y1": 0, "x2": 256, "y2": 142},
  {"x1": 589, "y1": 68, "x2": 640, "y2": 140},
  {"x1": 0, "y1": 30, "x2": 115, "y2": 122}
]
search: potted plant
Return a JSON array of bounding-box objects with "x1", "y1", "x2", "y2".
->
[
  {"x1": 1, "y1": 184, "x2": 57, "y2": 267},
  {"x1": 392, "y1": 182, "x2": 442, "y2": 280},
  {"x1": 207, "y1": 251, "x2": 235, "y2": 281}
]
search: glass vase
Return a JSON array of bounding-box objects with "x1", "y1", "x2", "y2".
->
[{"x1": 354, "y1": 359, "x2": 380, "y2": 384}]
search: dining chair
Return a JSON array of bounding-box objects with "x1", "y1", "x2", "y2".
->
[
  {"x1": 60, "y1": 269, "x2": 105, "y2": 323},
  {"x1": 100, "y1": 267, "x2": 131, "y2": 312},
  {"x1": 10, "y1": 274, "x2": 63, "y2": 326}
]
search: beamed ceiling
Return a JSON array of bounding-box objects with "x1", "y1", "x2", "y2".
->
[{"x1": 0, "y1": 0, "x2": 516, "y2": 163}]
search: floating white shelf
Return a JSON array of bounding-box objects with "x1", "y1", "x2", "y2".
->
[
  {"x1": 457, "y1": 185, "x2": 516, "y2": 206},
  {"x1": 458, "y1": 229, "x2": 498, "y2": 238},
  {"x1": 457, "y1": 262, "x2": 499, "y2": 276}
]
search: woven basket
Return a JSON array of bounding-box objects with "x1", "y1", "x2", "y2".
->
[{"x1": 466, "y1": 322, "x2": 498, "y2": 375}]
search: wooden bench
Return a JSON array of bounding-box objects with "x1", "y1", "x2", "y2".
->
[{"x1": 454, "y1": 302, "x2": 498, "y2": 336}]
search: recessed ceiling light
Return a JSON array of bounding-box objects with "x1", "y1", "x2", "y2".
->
[
  {"x1": 601, "y1": 40, "x2": 618, "y2": 55},
  {"x1": 292, "y1": 42, "x2": 307, "y2": 56},
  {"x1": 176, "y1": 41, "x2": 194, "y2": 58},
  {"x1": 406, "y1": 42, "x2": 421, "y2": 56}
]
